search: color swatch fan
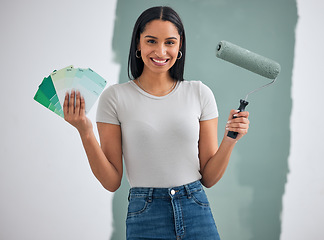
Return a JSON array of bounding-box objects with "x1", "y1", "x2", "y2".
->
[{"x1": 34, "y1": 65, "x2": 107, "y2": 118}]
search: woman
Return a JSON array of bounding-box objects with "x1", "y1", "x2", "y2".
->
[{"x1": 63, "y1": 6, "x2": 249, "y2": 240}]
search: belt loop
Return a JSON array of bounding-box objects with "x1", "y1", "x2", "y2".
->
[
  {"x1": 147, "y1": 188, "x2": 154, "y2": 202},
  {"x1": 184, "y1": 184, "x2": 191, "y2": 199},
  {"x1": 128, "y1": 190, "x2": 131, "y2": 202}
]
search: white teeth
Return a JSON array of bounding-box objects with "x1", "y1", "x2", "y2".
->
[{"x1": 152, "y1": 58, "x2": 167, "y2": 63}]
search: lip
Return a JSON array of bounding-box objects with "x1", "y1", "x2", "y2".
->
[{"x1": 150, "y1": 58, "x2": 169, "y2": 66}]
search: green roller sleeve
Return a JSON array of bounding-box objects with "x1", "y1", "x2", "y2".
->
[{"x1": 216, "y1": 40, "x2": 281, "y2": 79}]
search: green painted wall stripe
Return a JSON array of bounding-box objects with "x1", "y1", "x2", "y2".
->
[{"x1": 111, "y1": 1, "x2": 297, "y2": 239}]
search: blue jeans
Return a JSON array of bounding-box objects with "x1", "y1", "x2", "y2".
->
[{"x1": 126, "y1": 180, "x2": 221, "y2": 240}]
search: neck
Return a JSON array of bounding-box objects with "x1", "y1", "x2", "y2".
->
[{"x1": 136, "y1": 71, "x2": 176, "y2": 96}]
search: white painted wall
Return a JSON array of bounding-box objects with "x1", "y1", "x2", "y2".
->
[
  {"x1": 281, "y1": 0, "x2": 324, "y2": 239},
  {"x1": 1, "y1": 0, "x2": 323, "y2": 239},
  {"x1": 0, "y1": 0, "x2": 119, "y2": 239}
]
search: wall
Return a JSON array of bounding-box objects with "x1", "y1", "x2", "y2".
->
[
  {"x1": 0, "y1": 0, "x2": 119, "y2": 239},
  {"x1": 111, "y1": 0, "x2": 295, "y2": 239},
  {"x1": 281, "y1": 0, "x2": 324, "y2": 239},
  {"x1": 0, "y1": 0, "x2": 323, "y2": 240}
]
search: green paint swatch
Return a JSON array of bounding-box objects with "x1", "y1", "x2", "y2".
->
[
  {"x1": 38, "y1": 75, "x2": 63, "y2": 116},
  {"x1": 34, "y1": 85, "x2": 63, "y2": 117},
  {"x1": 34, "y1": 65, "x2": 107, "y2": 117}
]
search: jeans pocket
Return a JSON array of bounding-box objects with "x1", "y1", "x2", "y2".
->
[
  {"x1": 191, "y1": 188, "x2": 210, "y2": 207},
  {"x1": 127, "y1": 196, "x2": 149, "y2": 217}
]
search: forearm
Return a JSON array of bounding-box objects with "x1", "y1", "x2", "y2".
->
[
  {"x1": 79, "y1": 130, "x2": 121, "y2": 192},
  {"x1": 201, "y1": 138, "x2": 236, "y2": 188}
]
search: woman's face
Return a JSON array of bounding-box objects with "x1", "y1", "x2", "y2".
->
[{"x1": 138, "y1": 20, "x2": 181, "y2": 76}]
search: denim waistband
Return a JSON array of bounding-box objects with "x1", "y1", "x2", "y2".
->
[{"x1": 128, "y1": 180, "x2": 203, "y2": 200}]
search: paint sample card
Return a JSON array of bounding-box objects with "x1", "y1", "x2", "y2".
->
[
  {"x1": 38, "y1": 75, "x2": 63, "y2": 116},
  {"x1": 34, "y1": 65, "x2": 107, "y2": 118},
  {"x1": 50, "y1": 65, "x2": 74, "y2": 110},
  {"x1": 34, "y1": 87, "x2": 63, "y2": 117},
  {"x1": 69, "y1": 68, "x2": 107, "y2": 114}
]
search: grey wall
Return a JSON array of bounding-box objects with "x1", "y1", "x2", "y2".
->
[
  {"x1": 111, "y1": 0, "x2": 297, "y2": 239},
  {"x1": 281, "y1": 0, "x2": 324, "y2": 239},
  {"x1": 0, "y1": 1, "x2": 119, "y2": 239}
]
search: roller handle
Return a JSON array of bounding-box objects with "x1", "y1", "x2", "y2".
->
[{"x1": 227, "y1": 99, "x2": 249, "y2": 139}]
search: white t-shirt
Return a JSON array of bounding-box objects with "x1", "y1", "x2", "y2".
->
[{"x1": 96, "y1": 80, "x2": 218, "y2": 188}]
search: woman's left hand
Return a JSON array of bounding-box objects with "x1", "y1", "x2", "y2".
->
[{"x1": 225, "y1": 109, "x2": 250, "y2": 142}]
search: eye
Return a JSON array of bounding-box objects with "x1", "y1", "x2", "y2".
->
[
  {"x1": 166, "y1": 41, "x2": 175, "y2": 45},
  {"x1": 147, "y1": 39, "x2": 156, "y2": 44}
]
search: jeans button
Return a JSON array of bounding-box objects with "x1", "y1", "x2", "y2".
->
[{"x1": 170, "y1": 189, "x2": 176, "y2": 195}]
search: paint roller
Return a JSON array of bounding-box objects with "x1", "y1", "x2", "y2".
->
[{"x1": 216, "y1": 40, "x2": 281, "y2": 139}]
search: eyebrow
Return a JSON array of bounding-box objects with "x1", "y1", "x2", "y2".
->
[{"x1": 144, "y1": 35, "x2": 178, "y2": 40}]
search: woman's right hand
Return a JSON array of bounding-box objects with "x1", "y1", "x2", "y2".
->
[{"x1": 63, "y1": 90, "x2": 93, "y2": 135}]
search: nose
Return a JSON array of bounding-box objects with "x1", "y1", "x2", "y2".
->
[{"x1": 155, "y1": 44, "x2": 166, "y2": 57}]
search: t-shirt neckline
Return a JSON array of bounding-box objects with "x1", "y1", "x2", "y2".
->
[{"x1": 129, "y1": 80, "x2": 181, "y2": 100}]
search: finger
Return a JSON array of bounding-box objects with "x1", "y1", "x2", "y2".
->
[
  {"x1": 80, "y1": 95, "x2": 86, "y2": 117},
  {"x1": 235, "y1": 111, "x2": 249, "y2": 118},
  {"x1": 225, "y1": 124, "x2": 249, "y2": 134},
  {"x1": 226, "y1": 116, "x2": 249, "y2": 132},
  {"x1": 69, "y1": 90, "x2": 75, "y2": 114},
  {"x1": 227, "y1": 117, "x2": 250, "y2": 125},
  {"x1": 228, "y1": 109, "x2": 240, "y2": 121},
  {"x1": 227, "y1": 120, "x2": 249, "y2": 128},
  {"x1": 63, "y1": 92, "x2": 69, "y2": 116},
  {"x1": 75, "y1": 91, "x2": 81, "y2": 115}
]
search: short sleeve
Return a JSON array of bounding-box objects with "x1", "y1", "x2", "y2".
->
[
  {"x1": 199, "y1": 82, "x2": 219, "y2": 121},
  {"x1": 96, "y1": 85, "x2": 120, "y2": 125}
]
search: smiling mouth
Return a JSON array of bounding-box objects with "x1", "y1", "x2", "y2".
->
[{"x1": 151, "y1": 58, "x2": 169, "y2": 64}]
